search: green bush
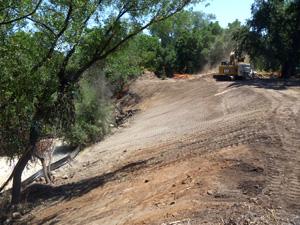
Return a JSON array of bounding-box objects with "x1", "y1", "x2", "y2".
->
[
  {"x1": 104, "y1": 34, "x2": 160, "y2": 94},
  {"x1": 64, "y1": 73, "x2": 114, "y2": 146},
  {"x1": 65, "y1": 34, "x2": 160, "y2": 146}
]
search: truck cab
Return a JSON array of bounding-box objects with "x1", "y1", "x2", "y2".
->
[{"x1": 238, "y1": 63, "x2": 253, "y2": 79}]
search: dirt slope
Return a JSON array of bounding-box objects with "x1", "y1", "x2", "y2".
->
[{"x1": 27, "y1": 75, "x2": 300, "y2": 225}]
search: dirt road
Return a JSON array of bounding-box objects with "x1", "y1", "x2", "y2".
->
[{"x1": 26, "y1": 75, "x2": 300, "y2": 224}]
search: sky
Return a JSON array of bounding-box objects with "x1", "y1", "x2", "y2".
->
[{"x1": 194, "y1": 0, "x2": 254, "y2": 27}]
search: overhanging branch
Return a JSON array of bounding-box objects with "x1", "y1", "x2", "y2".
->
[
  {"x1": 31, "y1": 1, "x2": 73, "y2": 73},
  {"x1": 70, "y1": 1, "x2": 190, "y2": 84},
  {"x1": 0, "y1": 0, "x2": 43, "y2": 25},
  {"x1": 27, "y1": 16, "x2": 56, "y2": 36}
]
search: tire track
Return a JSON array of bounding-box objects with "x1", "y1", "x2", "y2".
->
[{"x1": 260, "y1": 90, "x2": 300, "y2": 213}]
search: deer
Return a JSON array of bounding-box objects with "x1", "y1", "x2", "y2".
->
[
  {"x1": 0, "y1": 138, "x2": 56, "y2": 194},
  {"x1": 33, "y1": 138, "x2": 56, "y2": 184}
]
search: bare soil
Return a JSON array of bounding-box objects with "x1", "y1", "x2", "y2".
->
[{"x1": 23, "y1": 75, "x2": 300, "y2": 224}]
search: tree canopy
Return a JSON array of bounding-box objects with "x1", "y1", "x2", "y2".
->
[
  {"x1": 147, "y1": 11, "x2": 242, "y2": 76},
  {"x1": 233, "y1": 0, "x2": 300, "y2": 77},
  {"x1": 0, "y1": 0, "x2": 200, "y2": 205}
]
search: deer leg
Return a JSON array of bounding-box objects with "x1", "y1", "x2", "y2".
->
[
  {"x1": 41, "y1": 158, "x2": 51, "y2": 184},
  {"x1": 47, "y1": 153, "x2": 53, "y2": 182}
]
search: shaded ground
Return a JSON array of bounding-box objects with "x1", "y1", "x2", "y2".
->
[{"x1": 17, "y1": 75, "x2": 300, "y2": 224}]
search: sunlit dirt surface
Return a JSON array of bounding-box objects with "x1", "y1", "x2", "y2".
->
[
  {"x1": 26, "y1": 75, "x2": 300, "y2": 225},
  {"x1": 173, "y1": 74, "x2": 194, "y2": 79}
]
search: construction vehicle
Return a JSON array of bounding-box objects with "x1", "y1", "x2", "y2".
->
[{"x1": 213, "y1": 52, "x2": 254, "y2": 81}]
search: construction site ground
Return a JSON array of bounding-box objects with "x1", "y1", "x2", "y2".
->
[{"x1": 21, "y1": 75, "x2": 300, "y2": 224}]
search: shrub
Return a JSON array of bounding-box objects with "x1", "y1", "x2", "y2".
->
[{"x1": 64, "y1": 71, "x2": 114, "y2": 146}]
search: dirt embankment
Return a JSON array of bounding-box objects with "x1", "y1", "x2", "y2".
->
[{"x1": 16, "y1": 75, "x2": 300, "y2": 224}]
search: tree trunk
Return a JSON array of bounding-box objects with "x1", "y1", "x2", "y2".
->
[
  {"x1": 281, "y1": 62, "x2": 293, "y2": 79},
  {"x1": 11, "y1": 149, "x2": 32, "y2": 205},
  {"x1": 11, "y1": 122, "x2": 39, "y2": 205}
]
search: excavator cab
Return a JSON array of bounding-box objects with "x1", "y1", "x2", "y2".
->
[{"x1": 214, "y1": 52, "x2": 253, "y2": 81}]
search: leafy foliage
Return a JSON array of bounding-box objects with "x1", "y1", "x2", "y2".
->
[
  {"x1": 1, "y1": 0, "x2": 199, "y2": 152},
  {"x1": 233, "y1": 0, "x2": 300, "y2": 77},
  {"x1": 148, "y1": 10, "x2": 242, "y2": 76},
  {"x1": 100, "y1": 10, "x2": 244, "y2": 83},
  {"x1": 0, "y1": 0, "x2": 199, "y2": 204},
  {"x1": 65, "y1": 73, "x2": 113, "y2": 146},
  {"x1": 104, "y1": 34, "x2": 160, "y2": 93}
]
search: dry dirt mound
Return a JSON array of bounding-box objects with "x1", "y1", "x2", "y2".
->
[{"x1": 21, "y1": 76, "x2": 300, "y2": 225}]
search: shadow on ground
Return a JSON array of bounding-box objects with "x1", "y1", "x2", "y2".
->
[
  {"x1": 53, "y1": 145, "x2": 76, "y2": 156},
  {"x1": 226, "y1": 78, "x2": 300, "y2": 90},
  {"x1": 22, "y1": 158, "x2": 152, "y2": 205}
]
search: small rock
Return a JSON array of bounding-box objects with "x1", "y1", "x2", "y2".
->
[
  {"x1": 82, "y1": 162, "x2": 89, "y2": 167},
  {"x1": 249, "y1": 197, "x2": 258, "y2": 204},
  {"x1": 12, "y1": 212, "x2": 21, "y2": 219},
  {"x1": 170, "y1": 201, "x2": 175, "y2": 205},
  {"x1": 62, "y1": 175, "x2": 69, "y2": 179},
  {"x1": 207, "y1": 190, "x2": 213, "y2": 195},
  {"x1": 154, "y1": 202, "x2": 160, "y2": 207},
  {"x1": 144, "y1": 179, "x2": 149, "y2": 183},
  {"x1": 214, "y1": 193, "x2": 224, "y2": 198}
]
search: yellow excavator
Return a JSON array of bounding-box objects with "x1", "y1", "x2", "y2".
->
[{"x1": 213, "y1": 52, "x2": 254, "y2": 81}]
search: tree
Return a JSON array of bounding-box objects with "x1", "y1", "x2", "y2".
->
[
  {"x1": 0, "y1": 0, "x2": 200, "y2": 205},
  {"x1": 150, "y1": 10, "x2": 227, "y2": 75},
  {"x1": 233, "y1": 0, "x2": 300, "y2": 77},
  {"x1": 104, "y1": 34, "x2": 160, "y2": 93}
]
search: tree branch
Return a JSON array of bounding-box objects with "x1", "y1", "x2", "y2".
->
[
  {"x1": 57, "y1": 0, "x2": 105, "y2": 86},
  {"x1": 0, "y1": 0, "x2": 43, "y2": 25},
  {"x1": 93, "y1": 1, "x2": 133, "y2": 58},
  {"x1": 70, "y1": 1, "x2": 190, "y2": 84},
  {"x1": 27, "y1": 16, "x2": 56, "y2": 36},
  {"x1": 31, "y1": 1, "x2": 73, "y2": 73}
]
